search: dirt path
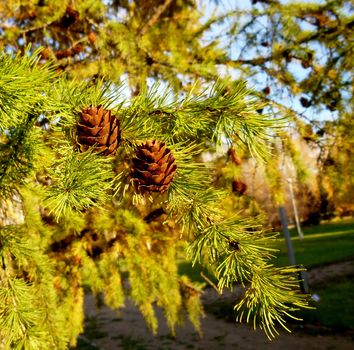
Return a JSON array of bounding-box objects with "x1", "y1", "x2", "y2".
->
[
  {"x1": 82, "y1": 261, "x2": 354, "y2": 350},
  {"x1": 306, "y1": 260, "x2": 354, "y2": 285}
]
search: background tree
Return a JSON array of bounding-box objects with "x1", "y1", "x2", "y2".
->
[
  {"x1": 317, "y1": 112, "x2": 354, "y2": 218},
  {"x1": 216, "y1": 0, "x2": 353, "y2": 219},
  {"x1": 1, "y1": 0, "x2": 352, "y2": 111},
  {"x1": 1, "y1": 0, "x2": 351, "y2": 219}
]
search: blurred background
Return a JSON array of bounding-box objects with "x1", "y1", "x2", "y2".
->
[{"x1": 1, "y1": 0, "x2": 352, "y2": 348}]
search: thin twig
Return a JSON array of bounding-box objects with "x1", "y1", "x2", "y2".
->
[
  {"x1": 139, "y1": 0, "x2": 174, "y2": 35},
  {"x1": 200, "y1": 272, "x2": 221, "y2": 295}
]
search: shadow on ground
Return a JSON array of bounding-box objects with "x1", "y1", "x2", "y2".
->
[{"x1": 76, "y1": 261, "x2": 354, "y2": 350}]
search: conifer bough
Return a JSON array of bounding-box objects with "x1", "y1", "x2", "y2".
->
[
  {"x1": 0, "y1": 50, "x2": 310, "y2": 349},
  {"x1": 77, "y1": 105, "x2": 121, "y2": 156}
]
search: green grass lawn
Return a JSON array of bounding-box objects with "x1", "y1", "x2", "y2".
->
[
  {"x1": 289, "y1": 218, "x2": 354, "y2": 237},
  {"x1": 296, "y1": 279, "x2": 354, "y2": 331},
  {"x1": 273, "y1": 218, "x2": 354, "y2": 268}
]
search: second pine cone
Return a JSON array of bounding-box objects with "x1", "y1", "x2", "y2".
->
[{"x1": 131, "y1": 140, "x2": 177, "y2": 193}]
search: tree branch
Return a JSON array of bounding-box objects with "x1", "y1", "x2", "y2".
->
[{"x1": 139, "y1": 0, "x2": 174, "y2": 35}]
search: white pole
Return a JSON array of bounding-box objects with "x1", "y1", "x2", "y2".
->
[
  {"x1": 278, "y1": 206, "x2": 309, "y2": 293},
  {"x1": 288, "y1": 177, "x2": 304, "y2": 239}
]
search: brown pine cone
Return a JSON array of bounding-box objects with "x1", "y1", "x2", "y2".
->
[
  {"x1": 40, "y1": 47, "x2": 52, "y2": 60},
  {"x1": 262, "y1": 86, "x2": 271, "y2": 95},
  {"x1": 72, "y1": 43, "x2": 84, "y2": 54},
  {"x1": 232, "y1": 180, "x2": 247, "y2": 195},
  {"x1": 131, "y1": 140, "x2": 177, "y2": 193},
  {"x1": 300, "y1": 97, "x2": 311, "y2": 108},
  {"x1": 227, "y1": 148, "x2": 242, "y2": 166},
  {"x1": 55, "y1": 49, "x2": 73, "y2": 60},
  {"x1": 60, "y1": 5, "x2": 80, "y2": 27},
  {"x1": 88, "y1": 32, "x2": 97, "y2": 44},
  {"x1": 77, "y1": 106, "x2": 121, "y2": 156},
  {"x1": 228, "y1": 240, "x2": 240, "y2": 251}
]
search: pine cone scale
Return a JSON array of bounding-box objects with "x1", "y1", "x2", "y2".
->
[
  {"x1": 80, "y1": 133, "x2": 109, "y2": 146},
  {"x1": 95, "y1": 144, "x2": 109, "y2": 152},
  {"x1": 146, "y1": 163, "x2": 160, "y2": 171},
  {"x1": 165, "y1": 163, "x2": 177, "y2": 176},
  {"x1": 77, "y1": 123, "x2": 102, "y2": 136},
  {"x1": 108, "y1": 129, "x2": 118, "y2": 144},
  {"x1": 138, "y1": 148, "x2": 154, "y2": 160},
  {"x1": 136, "y1": 169, "x2": 153, "y2": 180},
  {"x1": 100, "y1": 120, "x2": 111, "y2": 135},
  {"x1": 152, "y1": 173, "x2": 166, "y2": 184},
  {"x1": 153, "y1": 146, "x2": 167, "y2": 162},
  {"x1": 107, "y1": 138, "x2": 118, "y2": 150},
  {"x1": 151, "y1": 142, "x2": 161, "y2": 152},
  {"x1": 104, "y1": 141, "x2": 118, "y2": 155},
  {"x1": 102, "y1": 110, "x2": 110, "y2": 124},
  {"x1": 157, "y1": 152, "x2": 170, "y2": 166},
  {"x1": 80, "y1": 107, "x2": 103, "y2": 126},
  {"x1": 158, "y1": 161, "x2": 169, "y2": 172},
  {"x1": 162, "y1": 171, "x2": 176, "y2": 185}
]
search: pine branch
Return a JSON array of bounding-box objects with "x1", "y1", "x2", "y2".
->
[
  {"x1": 181, "y1": 194, "x2": 310, "y2": 338},
  {"x1": 0, "y1": 116, "x2": 39, "y2": 198},
  {"x1": 0, "y1": 226, "x2": 68, "y2": 349},
  {"x1": 123, "y1": 81, "x2": 277, "y2": 160},
  {"x1": 0, "y1": 48, "x2": 312, "y2": 346},
  {"x1": 45, "y1": 148, "x2": 114, "y2": 220},
  {"x1": 139, "y1": 0, "x2": 174, "y2": 35},
  {"x1": 235, "y1": 265, "x2": 310, "y2": 340},
  {"x1": 0, "y1": 48, "x2": 54, "y2": 130}
]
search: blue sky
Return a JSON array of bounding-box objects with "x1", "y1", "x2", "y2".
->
[
  {"x1": 108, "y1": 0, "x2": 341, "y2": 124},
  {"x1": 197, "y1": 0, "x2": 338, "y2": 124}
]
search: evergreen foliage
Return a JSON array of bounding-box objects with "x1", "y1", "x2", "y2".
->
[
  {"x1": 1, "y1": 0, "x2": 351, "y2": 217},
  {"x1": 0, "y1": 49, "x2": 311, "y2": 349},
  {"x1": 3, "y1": 0, "x2": 350, "y2": 346}
]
